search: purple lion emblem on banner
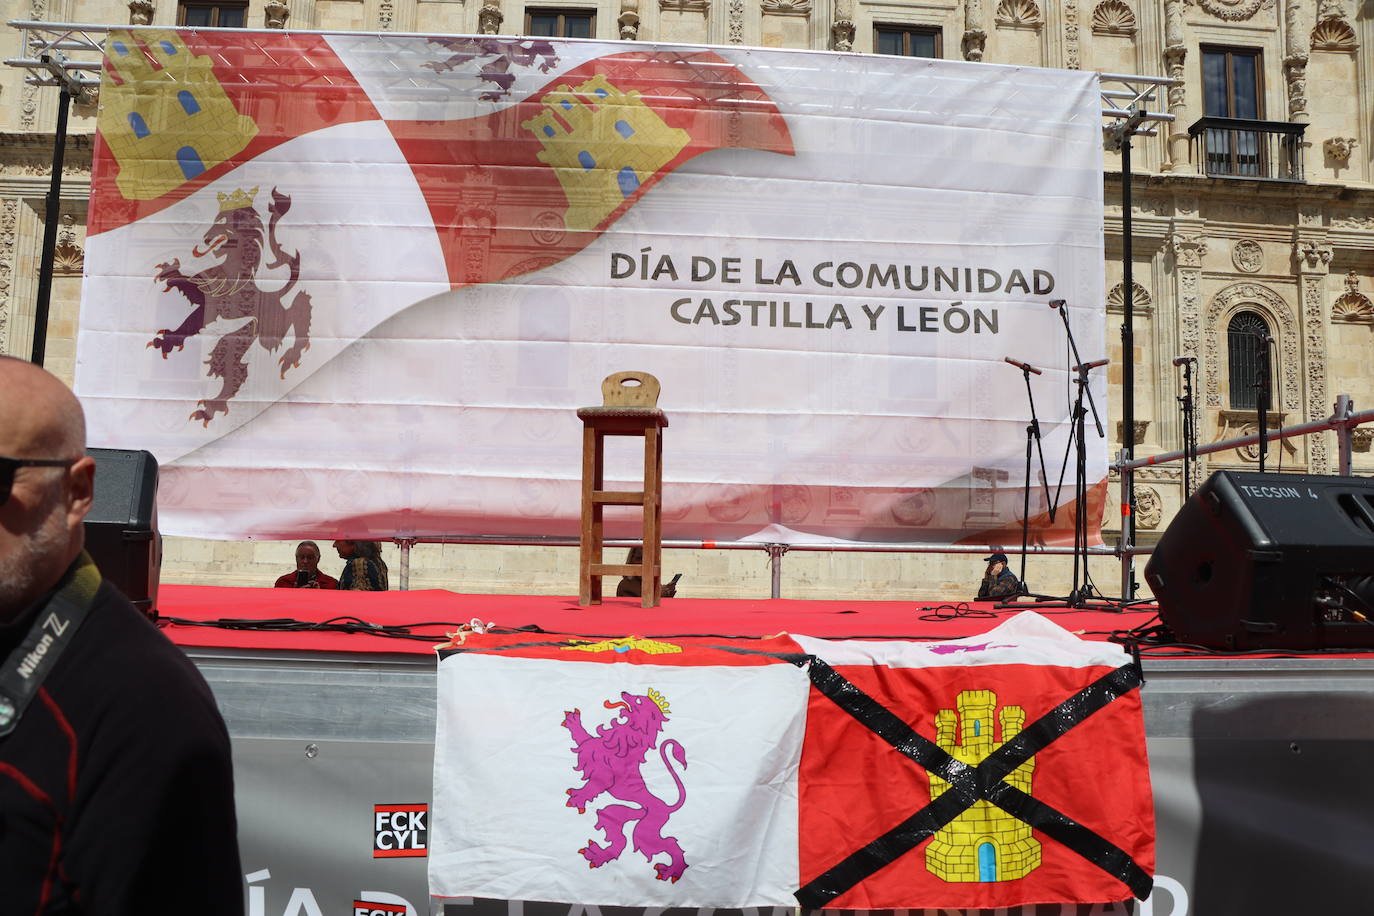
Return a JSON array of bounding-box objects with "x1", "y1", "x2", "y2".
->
[{"x1": 562, "y1": 688, "x2": 688, "y2": 882}]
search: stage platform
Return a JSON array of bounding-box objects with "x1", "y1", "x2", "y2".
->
[
  {"x1": 162, "y1": 585, "x2": 1374, "y2": 916},
  {"x1": 158, "y1": 583, "x2": 1160, "y2": 654}
]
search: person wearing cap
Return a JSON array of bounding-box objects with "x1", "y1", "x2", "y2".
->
[{"x1": 977, "y1": 552, "x2": 1023, "y2": 600}]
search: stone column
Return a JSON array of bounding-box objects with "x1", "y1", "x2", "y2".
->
[
  {"x1": 619, "y1": 0, "x2": 641, "y2": 38},
  {"x1": 1295, "y1": 229, "x2": 1333, "y2": 473},
  {"x1": 1162, "y1": 0, "x2": 1193, "y2": 173},
  {"x1": 962, "y1": 0, "x2": 986, "y2": 61},
  {"x1": 1170, "y1": 194, "x2": 1207, "y2": 489},
  {"x1": 830, "y1": 0, "x2": 855, "y2": 50},
  {"x1": 0, "y1": 197, "x2": 17, "y2": 357}
]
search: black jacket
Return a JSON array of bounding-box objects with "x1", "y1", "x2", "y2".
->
[{"x1": 0, "y1": 579, "x2": 242, "y2": 914}]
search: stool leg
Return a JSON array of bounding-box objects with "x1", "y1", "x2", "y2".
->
[
  {"x1": 579, "y1": 425, "x2": 599, "y2": 606},
  {"x1": 641, "y1": 426, "x2": 661, "y2": 609},
  {"x1": 591, "y1": 430, "x2": 605, "y2": 603}
]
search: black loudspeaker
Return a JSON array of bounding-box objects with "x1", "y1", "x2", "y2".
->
[
  {"x1": 1144, "y1": 470, "x2": 1374, "y2": 650},
  {"x1": 84, "y1": 448, "x2": 161, "y2": 619}
]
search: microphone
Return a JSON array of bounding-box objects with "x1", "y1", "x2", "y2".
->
[
  {"x1": 1172, "y1": 356, "x2": 1196, "y2": 367},
  {"x1": 1074, "y1": 358, "x2": 1110, "y2": 372},
  {"x1": 1048, "y1": 299, "x2": 1066, "y2": 310},
  {"x1": 1004, "y1": 357, "x2": 1043, "y2": 375}
]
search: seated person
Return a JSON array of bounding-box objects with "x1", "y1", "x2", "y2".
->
[
  {"x1": 334, "y1": 539, "x2": 389, "y2": 591},
  {"x1": 615, "y1": 546, "x2": 679, "y2": 598},
  {"x1": 977, "y1": 552, "x2": 1023, "y2": 601},
  {"x1": 274, "y1": 540, "x2": 338, "y2": 589}
]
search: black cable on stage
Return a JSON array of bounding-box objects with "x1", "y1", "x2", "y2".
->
[
  {"x1": 916, "y1": 602, "x2": 998, "y2": 623},
  {"x1": 158, "y1": 615, "x2": 545, "y2": 642}
]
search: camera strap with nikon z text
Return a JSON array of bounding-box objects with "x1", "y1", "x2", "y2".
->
[{"x1": 0, "y1": 553, "x2": 101, "y2": 737}]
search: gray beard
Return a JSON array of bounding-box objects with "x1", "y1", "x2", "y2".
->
[{"x1": 0, "y1": 486, "x2": 71, "y2": 618}]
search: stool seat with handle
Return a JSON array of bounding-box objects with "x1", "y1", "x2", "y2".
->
[{"x1": 577, "y1": 371, "x2": 668, "y2": 607}]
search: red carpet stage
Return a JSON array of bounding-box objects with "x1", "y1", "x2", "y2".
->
[{"x1": 156, "y1": 584, "x2": 1159, "y2": 655}]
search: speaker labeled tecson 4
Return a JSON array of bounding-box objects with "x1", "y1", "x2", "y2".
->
[{"x1": 1145, "y1": 470, "x2": 1374, "y2": 651}]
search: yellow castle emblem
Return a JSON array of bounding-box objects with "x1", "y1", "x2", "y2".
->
[
  {"x1": 926, "y1": 689, "x2": 1042, "y2": 882},
  {"x1": 562, "y1": 635, "x2": 683, "y2": 655},
  {"x1": 99, "y1": 29, "x2": 259, "y2": 201},
  {"x1": 521, "y1": 73, "x2": 690, "y2": 232}
]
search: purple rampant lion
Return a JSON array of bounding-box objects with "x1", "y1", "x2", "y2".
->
[{"x1": 562, "y1": 690, "x2": 688, "y2": 882}]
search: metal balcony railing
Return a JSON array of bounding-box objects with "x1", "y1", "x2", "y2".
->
[{"x1": 1189, "y1": 116, "x2": 1306, "y2": 181}]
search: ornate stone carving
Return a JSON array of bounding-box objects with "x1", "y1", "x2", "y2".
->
[
  {"x1": 1284, "y1": 54, "x2": 1309, "y2": 122},
  {"x1": 1312, "y1": 17, "x2": 1356, "y2": 50},
  {"x1": 477, "y1": 0, "x2": 504, "y2": 34},
  {"x1": 1300, "y1": 273, "x2": 1330, "y2": 471},
  {"x1": 1353, "y1": 428, "x2": 1374, "y2": 453},
  {"x1": 1170, "y1": 233, "x2": 1207, "y2": 268},
  {"x1": 0, "y1": 198, "x2": 16, "y2": 345},
  {"x1": 1106, "y1": 281, "x2": 1152, "y2": 314},
  {"x1": 1324, "y1": 137, "x2": 1357, "y2": 163},
  {"x1": 1217, "y1": 410, "x2": 1297, "y2": 463},
  {"x1": 1116, "y1": 420, "x2": 1151, "y2": 445},
  {"x1": 128, "y1": 0, "x2": 154, "y2": 24},
  {"x1": 1204, "y1": 283, "x2": 1299, "y2": 415},
  {"x1": 0, "y1": 132, "x2": 95, "y2": 178},
  {"x1": 1232, "y1": 239, "x2": 1264, "y2": 273},
  {"x1": 761, "y1": 0, "x2": 810, "y2": 13},
  {"x1": 1297, "y1": 240, "x2": 1333, "y2": 271},
  {"x1": 830, "y1": 17, "x2": 855, "y2": 50},
  {"x1": 619, "y1": 0, "x2": 640, "y2": 39},
  {"x1": 264, "y1": 0, "x2": 289, "y2": 27},
  {"x1": 1134, "y1": 486, "x2": 1163, "y2": 530},
  {"x1": 1092, "y1": 0, "x2": 1136, "y2": 34},
  {"x1": 1065, "y1": 0, "x2": 1080, "y2": 69},
  {"x1": 1109, "y1": 466, "x2": 1184, "y2": 482},
  {"x1": 995, "y1": 0, "x2": 1042, "y2": 27},
  {"x1": 377, "y1": 0, "x2": 394, "y2": 29},
  {"x1": 1194, "y1": 0, "x2": 1273, "y2": 21},
  {"x1": 1333, "y1": 270, "x2": 1374, "y2": 322},
  {"x1": 962, "y1": 29, "x2": 987, "y2": 60},
  {"x1": 1333, "y1": 214, "x2": 1374, "y2": 229},
  {"x1": 53, "y1": 214, "x2": 84, "y2": 276},
  {"x1": 728, "y1": 0, "x2": 744, "y2": 42},
  {"x1": 962, "y1": 0, "x2": 986, "y2": 60},
  {"x1": 1211, "y1": 201, "x2": 1269, "y2": 224}
]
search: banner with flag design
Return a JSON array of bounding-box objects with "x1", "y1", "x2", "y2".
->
[
  {"x1": 78, "y1": 30, "x2": 1107, "y2": 544},
  {"x1": 429, "y1": 615, "x2": 1153, "y2": 908}
]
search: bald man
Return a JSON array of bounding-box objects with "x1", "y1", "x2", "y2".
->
[{"x1": 0, "y1": 356, "x2": 242, "y2": 914}]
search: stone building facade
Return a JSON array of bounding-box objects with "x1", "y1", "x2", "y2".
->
[{"x1": 1, "y1": 0, "x2": 1370, "y2": 598}]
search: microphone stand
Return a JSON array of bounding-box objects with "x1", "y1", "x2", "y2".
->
[
  {"x1": 1177, "y1": 359, "x2": 1196, "y2": 499},
  {"x1": 1255, "y1": 333, "x2": 1271, "y2": 473},
  {"x1": 1050, "y1": 300, "x2": 1107, "y2": 607},
  {"x1": 1008, "y1": 359, "x2": 1054, "y2": 598}
]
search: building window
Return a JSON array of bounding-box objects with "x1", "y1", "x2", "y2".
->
[
  {"x1": 526, "y1": 8, "x2": 594, "y2": 37},
  {"x1": 1201, "y1": 46, "x2": 1263, "y2": 176},
  {"x1": 178, "y1": 1, "x2": 247, "y2": 26},
  {"x1": 1227, "y1": 310, "x2": 1271, "y2": 409},
  {"x1": 1202, "y1": 47, "x2": 1263, "y2": 120},
  {"x1": 874, "y1": 25, "x2": 941, "y2": 58}
]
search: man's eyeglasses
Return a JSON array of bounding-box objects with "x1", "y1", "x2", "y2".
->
[{"x1": 0, "y1": 457, "x2": 78, "y2": 506}]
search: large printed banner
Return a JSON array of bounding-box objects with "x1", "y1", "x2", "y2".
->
[
  {"x1": 77, "y1": 30, "x2": 1108, "y2": 543},
  {"x1": 429, "y1": 614, "x2": 1154, "y2": 909}
]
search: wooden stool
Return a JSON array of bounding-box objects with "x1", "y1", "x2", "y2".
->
[{"x1": 577, "y1": 371, "x2": 668, "y2": 608}]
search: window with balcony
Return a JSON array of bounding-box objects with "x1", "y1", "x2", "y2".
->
[
  {"x1": 178, "y1": 0, "x2": 247, "y2": 26},
  {"x1": 526, "y1": 8, "x2": 595, "y2": 37},
  {"x1": 1227, "y1": 311, "x2": 1272, "y2": 409},
  {"x1": 1191, "y1": 46, "x2": 1305, "y2": 180},
  {"x1": 874, "y1": 25, "x2": 941, "y2": 58}
]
